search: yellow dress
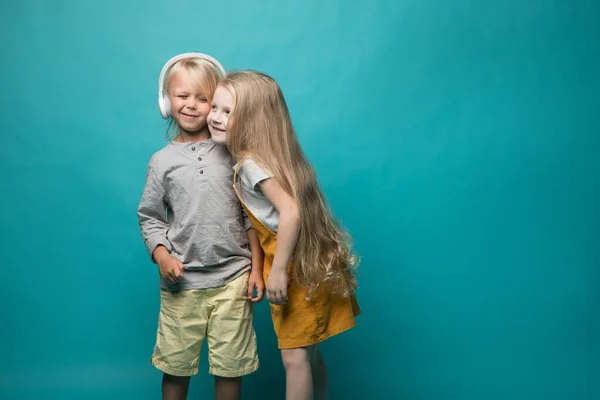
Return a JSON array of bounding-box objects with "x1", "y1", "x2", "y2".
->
[{"x1": 234, "y1": 173, "x2": 360, "y2": 349}]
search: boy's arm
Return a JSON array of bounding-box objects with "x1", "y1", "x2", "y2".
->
[
  {"x1": 137, "y1": 159, "x2": 184, "y2": 283},
  {"x1": 247, "y1": 227, "x2": 265, "y2": 302},
  {"x1": 137, "y1": 159, "x2": 172, "y2": 261}
]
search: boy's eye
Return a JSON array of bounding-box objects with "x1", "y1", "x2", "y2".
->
[
  {"x1": 177, "y1": 95, "x2": 186, "y2": 98},
  {"x1": 198, "y1": 97, "x2": 208, "y2": 102}
]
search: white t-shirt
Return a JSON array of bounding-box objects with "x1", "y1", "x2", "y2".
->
[{"x1": 234, "y1": 157, "x2": 280, "y2": 233}]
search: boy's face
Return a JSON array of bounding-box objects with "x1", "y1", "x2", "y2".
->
[
  {"x1": 208, "y1": 86, "x2": 233, "y2": 145},
  {"x1": 168, "y1": 70, "x2": 211, "y2": 136}
]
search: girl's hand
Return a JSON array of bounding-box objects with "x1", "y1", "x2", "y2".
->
[
  {"x1": 248, "y1": 269, "x2": 265, "y2": 302},
  {"x1": 266, "y1": 268, "x2": 288, "y2": 305}
]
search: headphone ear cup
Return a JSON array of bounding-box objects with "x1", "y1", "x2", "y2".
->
[
  {"x1": 159, "y1": 94, "x2": 171, "y2": 119},
  {"x1": 163, "y1": 95, "x2": 172, "y2": 118}
]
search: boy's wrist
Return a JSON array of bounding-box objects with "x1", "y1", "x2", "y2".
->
[
  {"x1": 250, "y1": 264, "x2": 263, "y2": 273},
  {"x1": 153, "y1": 246, "x2": 170, "y2": 263}
]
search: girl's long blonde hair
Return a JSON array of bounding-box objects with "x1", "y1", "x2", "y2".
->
[
  {"x1": 163, "y1": 58, "x2": 221, "y2": 140},
  {"x1": 221, "y1": 70, "x2": 358, "y2": 296}
]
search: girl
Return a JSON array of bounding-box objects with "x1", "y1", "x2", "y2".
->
[
  {"x1": 207, "y1": 70, "x2": 360, "y2": 400},
  {"x1": 138, "y1": 56, "x2": 264, "y2": 400}
]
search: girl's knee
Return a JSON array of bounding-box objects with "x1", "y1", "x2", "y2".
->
[{"x1": 281, "y1": 348, "x2": 311, "y2": 370}]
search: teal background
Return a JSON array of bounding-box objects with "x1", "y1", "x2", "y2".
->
[{"x1": 1, "y1": 0, "x2": 598, "y2": 399}]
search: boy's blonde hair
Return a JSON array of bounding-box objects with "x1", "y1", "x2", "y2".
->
[
  {"x1": 221, "y1": 70, "x2": 358, "y2": 296},
  {"x1": 163, "y1": 58, "x2": 221, "y2": 140}
]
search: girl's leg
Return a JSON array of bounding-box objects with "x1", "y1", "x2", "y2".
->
[
  {"x1": 281, "y1": 347, "x2": 313, "y2": 400},
  {"x1": 162, "y1": 373, "x2": 190, "y2": 400},
  {"x1": 310, "y1": 345, "x2": 328, "y2": 400}
]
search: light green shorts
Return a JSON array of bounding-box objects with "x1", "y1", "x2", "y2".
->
[{"x1": 150, "y1": 271, "x2": 259, "y2": 377}]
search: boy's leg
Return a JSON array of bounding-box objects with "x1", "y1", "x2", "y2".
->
[
  {"x1": 206, "y1": 271, "x2": 259, "y2": 397},
  {"x1": 214, "y1": 376, "x2": 242, "y2": 400},
  {"x1": 163, "y1": 374, "x2": 191, "y2": 400},
  {"x1": 281, "y1": 347, "x2": 313, "y2": 400},
  {"x1": 152, "y1": 289, "x2": 209, "y2": 398}
]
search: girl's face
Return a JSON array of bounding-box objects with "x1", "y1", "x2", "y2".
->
[
  {"x1": 167, "y1": 69, "x2": 211, "y2": 137},
  {"x1": 207, "y1": 86, "x2": 234, "y2": 145}
]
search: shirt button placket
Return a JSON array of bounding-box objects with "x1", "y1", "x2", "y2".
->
[
  {"x1": 198, "y1": 151, "x2": 204, "y2": 176},
  {"x1": 197, "y1": 145, "x2": 207, "y2": 178}
]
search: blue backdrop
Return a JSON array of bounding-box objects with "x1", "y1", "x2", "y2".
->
[{"x1": 1, "y1": 0, "x2": 598, "y2": 399}]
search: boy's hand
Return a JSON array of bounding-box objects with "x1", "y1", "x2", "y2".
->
[
  {"x1": 158, "y1": 255, "x2": 184, "y2": 284},
  {"x1": 266, "y1": 268, "x2": 288, "y2": 305},
  {"x1": 248, "y1": 269, "x2": 265, "y2": 302},
  {"x1": 154, "y1": 247, "x2": 184, "y2": 284}
]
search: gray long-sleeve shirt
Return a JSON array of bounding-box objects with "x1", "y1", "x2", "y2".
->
[{"x1": 137, "y1": 139, "x2": 252, "y2": 290}]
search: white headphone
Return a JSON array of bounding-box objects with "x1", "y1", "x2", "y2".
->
[{"x1": 157, "y1": 52, "x2": 226, "y2": 119}]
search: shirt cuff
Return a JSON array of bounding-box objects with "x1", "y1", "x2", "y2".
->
[
  {"x1": 243, "y1": 216, "x2": 253, "y2": 231},
  {"x1": 144, "y1": 235, "x2": 172, "y2": 261}
]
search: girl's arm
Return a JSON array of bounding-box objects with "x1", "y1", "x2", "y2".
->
[{"x1": 260, "y1": 177, "x2": 300, "y2": 304}]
